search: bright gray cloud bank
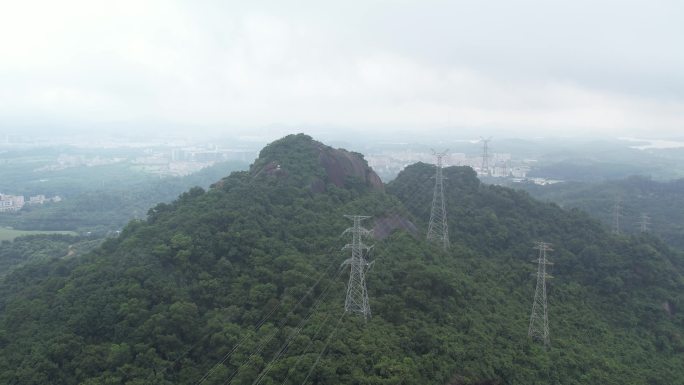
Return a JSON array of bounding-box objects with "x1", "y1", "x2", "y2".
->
[{"x1": 1, "y1": 0, "x2": 683, "y2": 137}]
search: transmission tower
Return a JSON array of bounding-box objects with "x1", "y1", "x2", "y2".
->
[
  {"x1": 612, "y1": 198, "x2": 622, "y2": 235},
  {"x1": 480, "y1": 136, "x2": 492, "y2": 176},
  {"x1": 638, "y1": 212, "x2": 651, "y2": 233},
  {"x1": 342, "y1": 215, "x2": 373, "y2": 320},
  {"x1": 427, "y1": 150, "x2": 450, "y2": 250},
  {"x1": 528, "y1": 241, "x2": 553, "y2": 347}
]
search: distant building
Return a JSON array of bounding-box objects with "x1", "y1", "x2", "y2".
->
[
  {"x1": 0, "y1": 194, "x2": 25, "y2": 212},
  {"x1": 0, "y1": 194, "x2": 62, "y2": 211},
  {"x1": 525, "y1": 177, "x2": 564, "y2": 186},
  {"x1": 171, "y1": 148, "x2": 186, "y2": 162},
  {"x1": 511, "y1": 167, "x2": 529, "y2": 178},
  {"x1": 33, "y1": 195, "x2": 61, "y2": 204},
  {"x1": 190, "y1": 150, "x2": 223, "y2": 162},
  {"x1": 29, "y1": 194, "x2": 47, "y2": 205}
]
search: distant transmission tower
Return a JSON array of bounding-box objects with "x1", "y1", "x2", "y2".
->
[
  {"x1": 480, "y1": 137, "x2": 492, "y2": 176},
  {"x1": 342, "y1": 215, "x2": 373, "y2": 320},
  {"x1": 529, "y1": 241, "x2": 553, "y2": 347},
  {"x1": 427, "y1": 150, "x2": 450, "y2": 250},
  {"x1": 612, "y1": 198, "x2": 622, "y2": 235},
  {"x1": 638, "y1": 212, "x2": 651, "y2": 233}
]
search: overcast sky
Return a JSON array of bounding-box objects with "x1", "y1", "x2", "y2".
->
[{"x1": 1, "y1": 0, "x2": 683, "y2": 138}]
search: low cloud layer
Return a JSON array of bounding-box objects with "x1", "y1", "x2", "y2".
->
[{"x1": 1, "y1": 0, "x2": 683, "y2": 137}]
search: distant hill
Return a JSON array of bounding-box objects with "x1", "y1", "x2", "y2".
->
[
  {"x1": 519, "y1": 176, "x2": 684, "y2": 250},
  {"x1": 0, "y1": 134, "x2": 682, "y2": 385},
  {"x1": 528, "y1": 160, "x2": 642, "y2": 182},
  {"x1": 0, "y1": 160, "x2": 248, "y2": 235}
]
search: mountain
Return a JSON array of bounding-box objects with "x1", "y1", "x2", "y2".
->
[
  {"x1": 0, "y1": 134, "x2": 683, "y2": 385},
  {"x1": 519, "y1": 176, "x2": 684, "y2": 250}
]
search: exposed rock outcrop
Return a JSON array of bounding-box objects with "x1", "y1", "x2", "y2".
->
[
  {"x1": 316, "y1": 143, "x2": 384, "y2": 192},
  {"x1": 373, "y1": 214, "x2": 418, "y2": 240}
]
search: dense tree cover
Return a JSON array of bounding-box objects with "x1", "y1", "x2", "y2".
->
[
  {"x1": 0, "y1": 160, "x2": 247, "y2": 234},
  {"x1": 0, "y1": 234, "x2": 101, "y2": 278},
  {"x1": 249, "y1": 133, "x2": 327, "y2": 185},
  {"x1": 518, "y1": 176, "x2": 684, "y2": 250},
  {"x1": 0, "y1": 146, "x2": 157, "y2": 198},
  {"x1": 0, "y1": 135, "x2": 683, "y2": 384}
]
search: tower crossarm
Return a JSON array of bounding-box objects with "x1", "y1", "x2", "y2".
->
[{"x1": 342, "y1": 228, "x2": 373, "y2": 237}]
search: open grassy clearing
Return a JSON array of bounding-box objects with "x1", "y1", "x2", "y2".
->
[{"x1": 0, "y1": 227, "x2": 77, "y2": 242}]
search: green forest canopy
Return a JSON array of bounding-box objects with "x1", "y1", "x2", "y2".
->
[{"x1": 0, "y1": 134, "x2": 682, "y2": 385}]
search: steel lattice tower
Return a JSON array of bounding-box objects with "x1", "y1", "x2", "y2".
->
[
  {"x1": 342, "y1": 215, "x2": 373, "y2": 320},
  {"x1": 427, "y1": 150, "x2": 450, "y2": 250},
  {"x1": 480, "y1": 136, "x2": 492, "y2": 176},
  {"x1": 528, "y1": 241, "x2": 553, "y2": 347},
  {"x1": 612, "y1": 198, "x2": 622, "y2": 235},
  {"x1": 638, "y1": 212, "x2": 651, "y2": 233}
]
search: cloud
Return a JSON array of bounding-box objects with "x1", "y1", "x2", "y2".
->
[{"x1": 0, "y1": 0, "x2": 683, "y2": 137}]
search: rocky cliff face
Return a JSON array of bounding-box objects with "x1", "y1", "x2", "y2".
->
[
  {"x1": 315, "y1": 141, "x2": 384, "y2": 192},
  {"x1": 250, "y1": 133, "x2": 383, "y2": 193},
  {"x1": 373, "y1": 214, "x2": 419, "y2": 240}
]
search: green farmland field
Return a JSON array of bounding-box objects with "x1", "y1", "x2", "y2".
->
[{"x1": 0, "y1": 227, "x2": 77, "y2": 242}]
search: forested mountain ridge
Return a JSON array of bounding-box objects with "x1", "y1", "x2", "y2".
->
[
  {"x1": 0, "y1": 134, "x2": 683, "y2": 384},
  {"x1": 519, "y1": 176, "x2": 684, "y2": 250}
]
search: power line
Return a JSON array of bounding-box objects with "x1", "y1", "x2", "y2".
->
[
  {"x1": 221, "y1": 267, "x2": 346, "y2": 385},
  {"x1": 426, "y1": 150, "x2": 450, "y2": 250},
  {"x1": 251, "y1": 278, "x2": 340, "y2": 385},
  {"x1": 300, "y1": 312, "x2": 347, "y2": 385},
  {"x1": 240, "y1": 215, "x2": 373, "y2": 383},
  {"x1": 278, "y1": 311, "x2": 337, "y2": 385},
  {"x1": 194, "y1": 246, "x2": 344, "y2": 385}
]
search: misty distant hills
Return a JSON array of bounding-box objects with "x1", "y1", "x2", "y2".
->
[{"x1": 520, "y1": 176, "x2": 684, "y2": 250}]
